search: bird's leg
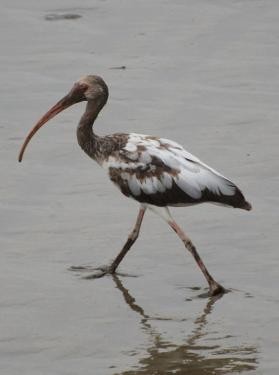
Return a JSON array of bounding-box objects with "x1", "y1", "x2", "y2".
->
[
  {"x1": 146, "y1": 205, "x2": 224, "y2": 295},
  {"x1": 79, "y1": 207, "x2": 146, "y2": 279},
  {"x1": 109, "y1": 206, "x2": 146, "y2": 273},
  {"x1": 168, "y1": 220, "x2": 225, "y2": 296}
]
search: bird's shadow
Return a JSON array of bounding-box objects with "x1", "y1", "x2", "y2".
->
[{"x1": 109, "y1": 275, "x2": 258, "y2": 375}]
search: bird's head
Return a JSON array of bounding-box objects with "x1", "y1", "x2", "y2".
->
[
  {"x1": 18, "y1": 75, "x2": 108, "y2": 162},
  {"x1": 78, "y1": 75, "x2": 109, "y2": 102}
]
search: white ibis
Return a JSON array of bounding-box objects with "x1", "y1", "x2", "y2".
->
[{"x1": 18, "y1": 75, "x2": 252, "y2": 296}]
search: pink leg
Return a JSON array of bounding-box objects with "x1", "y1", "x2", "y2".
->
[
  {"x1": 110, "y1": 207, "x2": 146, "y2": 273},
  {"x1": 72, "y1": 207, "x2": 146, "y2": 279},
  {"x1": 168, "y1": 220, "x2": 225, "y2": 296}
]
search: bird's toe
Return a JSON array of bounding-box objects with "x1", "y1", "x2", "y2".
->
[
  {"x1": 69, "y1": 264, "x2": 115, "y2": 278},
  {"x1": 209, "y1": 282, "x2": 226, "y2": 297}
]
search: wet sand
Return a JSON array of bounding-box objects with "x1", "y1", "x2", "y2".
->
[{"x1": 1, "y1": 0, "x2": 279, "y2": 374}]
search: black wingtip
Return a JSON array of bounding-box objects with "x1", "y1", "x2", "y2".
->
[{"x1": 242, "y1": 201, "x2": 252, "y2": 211}]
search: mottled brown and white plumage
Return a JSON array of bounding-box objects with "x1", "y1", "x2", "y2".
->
[
  {"x1": 18, "y1": 75, "x2": 252, "y2": 296},
  {"x1": 101, "y1": 132, "x2": 251, "y2": 210}
]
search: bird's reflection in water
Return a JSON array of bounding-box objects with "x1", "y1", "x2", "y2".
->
[{"x1": 112, "y1": 275, "x2": 258, "y2": 375}]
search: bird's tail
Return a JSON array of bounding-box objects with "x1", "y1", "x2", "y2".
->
[
  {"x1": 239, "y1": 199, "x2": 252, "y2": 211},
  {"x1": 224, "y1": 183, "x2": 252, "y2": 211},
  {"x1": 207, "y1": 175, "x2": 252, "y2": 211}
]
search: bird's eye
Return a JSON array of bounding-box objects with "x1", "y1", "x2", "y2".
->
[{"x1": 79, "y1": 83, "x2": 89, "y2": 91}]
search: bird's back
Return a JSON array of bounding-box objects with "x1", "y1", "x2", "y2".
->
[{"x1": 101, "y1": 133, "x2": 251, "y2": 210}]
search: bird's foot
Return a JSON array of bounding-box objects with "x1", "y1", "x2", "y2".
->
[
  {"x1": 209, "y1": 282, "x2": 226, "y2": 297},
  {"x1": 84, "y1": 265, "x2": 116, "y2": 279},
  {"x1": 69, "y1": 264, "x2": 116, "y2": 279}
]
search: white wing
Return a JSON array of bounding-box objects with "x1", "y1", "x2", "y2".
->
[{"x1": 103, "y1": 133, "x2": 245, "y2": 208}]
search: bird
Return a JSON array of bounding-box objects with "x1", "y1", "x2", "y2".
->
[{"x1": 18, "y1": 75, "x2": 252, "y2": 296}]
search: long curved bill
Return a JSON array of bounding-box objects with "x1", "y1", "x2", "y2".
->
[{"x1": 18, "y1": 95, "x2": 74, "y2": 162}]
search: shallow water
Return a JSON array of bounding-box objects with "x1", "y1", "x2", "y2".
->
[{"x1": 1, "y1": 0, "x2": 279, "y2": 374}]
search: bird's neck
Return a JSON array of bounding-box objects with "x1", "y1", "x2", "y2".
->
[{"x1": 76, "y1": 100, "x2": 104, "y2": 162}]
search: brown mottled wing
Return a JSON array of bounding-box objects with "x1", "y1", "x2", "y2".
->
[{"x1": 104, "y1": 133, "x2": 248, "y2": 208}]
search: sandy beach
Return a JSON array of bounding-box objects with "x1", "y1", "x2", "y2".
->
[{"x1": 1, "y1": 1, "x2": 279, "y2": 374}]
